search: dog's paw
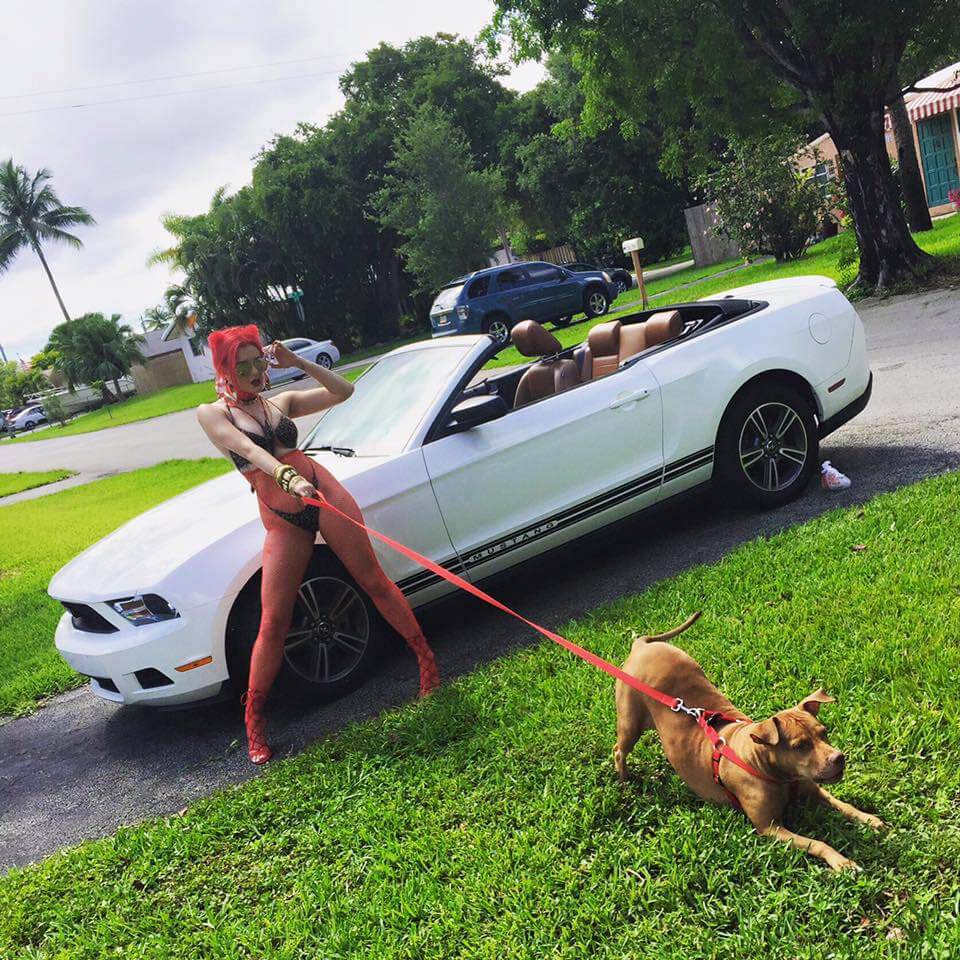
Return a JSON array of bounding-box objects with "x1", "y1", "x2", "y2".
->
[
  {"x1": 830, "y1": 856, "x2": 862, "y2": 873},
  {"x1": 862, "y1": 814, "x2": 887, "y2": 831}
]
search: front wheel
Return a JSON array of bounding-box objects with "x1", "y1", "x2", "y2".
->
[
  {"x1": 228, "y1": 553, "x2": 386, "y2": 702},
  {"x1": 316, "y1": 352, "x2": 333, "y2": 369},
  {"x1": 584, "y1": 287, "x2": 610, "y2": 319},
  {"x1": 714, "y1": 382, "x2": 818, "y2": 508}
]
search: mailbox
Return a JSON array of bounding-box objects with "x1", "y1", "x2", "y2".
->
[{"x1": 622, "y1": 237, "x2": 645, "y2": 254}]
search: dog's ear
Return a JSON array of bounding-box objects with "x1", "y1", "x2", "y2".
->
[
  {"x1": 798, "y1": 688, "x2": 835, "y2": 716},
  {"x1": 750, "y1": 716, "x2": 781, "y2": 746}
]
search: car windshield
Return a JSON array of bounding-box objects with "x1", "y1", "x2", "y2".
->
[
  {"x1": 302, "y1": 345, "x2": 473, "y2": 456},
  {"x1": 431, "y1": 285, "x2": 463, "y2": 311}
]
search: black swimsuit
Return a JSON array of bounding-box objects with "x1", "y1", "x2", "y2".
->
[{"x1": 224, "y1": 401, "x2": 320, "y2": 533}]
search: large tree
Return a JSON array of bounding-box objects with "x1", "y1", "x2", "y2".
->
[
  {"x1": 0, "y1": 159, "x2": 95, "y2": 321},
  {"x1": 491, "y1": 0, "x2": 957, "y2": 293},
  {"x1": 45, "y1": 313, "x2": 145, "y2": 402},
  {"x1": 373, "y1": 104, "x2": 507, "y2": 292}
]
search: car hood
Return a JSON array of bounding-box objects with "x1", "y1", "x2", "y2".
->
[{"x1": 48, "y1": 451, "x2": 389, "y2": 606}]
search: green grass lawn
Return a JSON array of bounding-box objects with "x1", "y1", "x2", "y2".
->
[
  {"x1": 7, "y1": 367, "x2": 371, "y2": 444},
  {"x1": 0, "y1": 470, "x2": 74, "y2": 498},
  {"x1": 486, "y1": 215, "x2": 960, "y2": 370},
  {"x1": 0, "y1": 459, "x2": 231, "y2": 717},
  {"x1": 2, "y1": 472, "x2": 958, "y2": 959}
]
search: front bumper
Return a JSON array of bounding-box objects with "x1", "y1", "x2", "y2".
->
[{"x1": 54, "y1": 599, "x2": 228, "y2": 706}]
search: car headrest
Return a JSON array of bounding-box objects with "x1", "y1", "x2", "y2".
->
[
  {"x1": 587, "y1": 320, "x2": 622, "y2": 357},
  {"x1": 510, "y1": 320, "x2": 562, "y2": 357},
  {"x1": 644, "y1": 310, "x2": 683, "y2": 347}
]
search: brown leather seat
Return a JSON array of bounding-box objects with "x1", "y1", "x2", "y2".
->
[
  {"x1": 643, "y1": 310, "x2": 684, "y2": 347},
  {"x1": 511, "y1": 320, "x2": 580, "y2": 408},
  {"x1": 587, "y1": 320, "x2": 622, "y2": 378}
]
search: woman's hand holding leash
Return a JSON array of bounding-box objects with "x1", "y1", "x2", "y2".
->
[{"x1": 289, "y1": 475, "x2": 319, "y2": 500}]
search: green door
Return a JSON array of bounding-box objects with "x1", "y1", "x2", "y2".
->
[{"x1": 917, "y1": 113, "x2": 960, "y2": 207}]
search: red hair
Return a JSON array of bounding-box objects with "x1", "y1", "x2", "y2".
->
[{"x1": 208, "y1": 324, "x2": 263, "y2": 401}]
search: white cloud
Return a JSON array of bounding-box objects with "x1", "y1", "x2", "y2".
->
[{"x1": 0, "y1": 0, "x2": 543, "y2": 361}]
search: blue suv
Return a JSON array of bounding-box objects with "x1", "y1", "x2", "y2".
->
[{"x1": 430, "y1": 261, "x2": 616, "y2": 344}]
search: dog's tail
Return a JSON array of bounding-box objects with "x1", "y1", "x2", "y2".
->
[{"x1": 637, "y1": 611, "x2": 702, "y2": 644}]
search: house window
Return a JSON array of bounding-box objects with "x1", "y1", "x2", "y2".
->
[
  {"x1": 811, "y1": 161, "x2": 835, "y2": 194},
  {"x1": 190, "y1": 337, "x2": 205, "y2": 357}
]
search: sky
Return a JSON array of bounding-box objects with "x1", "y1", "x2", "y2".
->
[{"x1": 0, "y1": 0, "x2": 544, "y2": 362}]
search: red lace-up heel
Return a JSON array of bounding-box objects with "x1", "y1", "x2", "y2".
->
[
  {"x1": 242, "y1": 689, "x2": 273, "y2": 764},
  {"x1": 405, "y1": 634, "x2": 440, "y2": 697}
]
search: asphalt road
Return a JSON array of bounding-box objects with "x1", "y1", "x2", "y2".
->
[{"x1": 1, "y1": 287, "x2": 958, "y2": 871}]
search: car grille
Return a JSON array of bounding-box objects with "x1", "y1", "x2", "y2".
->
[
  {"x1": 61, "y1": 601, "x2": 118, "y2": 634},
  {"x1": 91, "y1": 676, "x2": 119, "y2": 693}
]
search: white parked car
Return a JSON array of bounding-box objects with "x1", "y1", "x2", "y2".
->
[
  {"x1": 49, "y1": 277, "x2": 871, "y2": 708},
  {"x1": 4, "y1": 403, "x2": 47, "y2": 432},
  {"x1": 269, "y1": 336, "x2": 340, "y2": 383}
]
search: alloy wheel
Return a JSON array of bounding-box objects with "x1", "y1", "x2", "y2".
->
[
  {"x1": 589, "y1": 291, "x2": 608, "y2": 315},
  {"x1": 284, "y1": 576, "x2": 370, "y2": 684},
  {"x1": 317, "y1": 353, "x2": 333, "y2": 368},
  {"x1": 738, "y1": 402, "x2": 808, "y2": 492},
  {"x1": 488, "y1": 319, "x2": 510, "y2": 344},
  {"x1": 615, "y1": 279, "x2": 627, "y2": 295}
]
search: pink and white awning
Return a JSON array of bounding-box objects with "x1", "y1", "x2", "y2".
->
[{"x1": 907, "y1": 87, "x2": 960, "y2": 122}]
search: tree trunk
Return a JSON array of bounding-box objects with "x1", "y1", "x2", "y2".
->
[
  {"x1": 31, "y1": 239, "x2": 72, "y2": 323},
  {"x1": 371, "y1": 233, "x2": 403, "y2": 341},
  {"x1": 823, "y1": 105, "x2": 931, "y2": 292},
  {"x1": 497, "y1": 225, "x2": 515, "y2": 263},
  {"x1": 887, "y1": 90, "x2": 933, "y2": 232}
]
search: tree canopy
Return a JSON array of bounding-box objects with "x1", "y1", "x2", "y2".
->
[
  {"x1": 490, "y1": 0, "x2": 958, "y2": 293},
  {"x1": 156, "y1": 34, "x2": 691, "y2": 348}
]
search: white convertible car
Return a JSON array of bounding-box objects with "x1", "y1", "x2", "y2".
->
[{"x1": 49, "y1": 276, "x2": 871, "y2": 708}]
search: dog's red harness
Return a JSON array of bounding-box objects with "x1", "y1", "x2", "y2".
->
[{"x1": 305, "y1": 495, "x2": 788, "y2": 809}]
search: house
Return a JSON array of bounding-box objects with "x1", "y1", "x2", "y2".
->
[
  {"x1": 797, "y1": 61, "x2": 960, "y2": 216},
  {"x1": 132, "y1": 318, "x2": 213, "y2": 395}
]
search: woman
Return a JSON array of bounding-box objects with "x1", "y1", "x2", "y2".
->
[{"x1": 197, "y1": 324, "x2": 440, "y2": 764}]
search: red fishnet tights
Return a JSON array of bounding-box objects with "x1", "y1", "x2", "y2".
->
[{"x1": 242, "y1": 452, "x2": 439, "y2": 763}]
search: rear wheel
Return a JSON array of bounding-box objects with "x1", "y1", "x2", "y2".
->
[
  {"x1": 584, "y1": 287, "x2": 610, "y2": 319},
  {"x1": 227, "y1": 552, "x2": 386, "y2": 702},
  {"x1": 614, "y1": 276, "x2": 629, "y2": 296},
  {"x1": 316, "y1": 352, "x2": 333, "y2": 368},
  {"x1": 714, "y1": 382, "x2": 818, "y2": 508},
  {"x1": 483, "y1": 313, "x2": 511, "y2": 345}
]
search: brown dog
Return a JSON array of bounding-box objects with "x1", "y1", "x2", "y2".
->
[{"x1": 614, "y1": 612, "x2": 885, "y2": 870}]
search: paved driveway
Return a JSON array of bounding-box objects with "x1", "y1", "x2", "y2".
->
[{"x1": 1, "y1": 288, "x2": 959, "y2": 870}]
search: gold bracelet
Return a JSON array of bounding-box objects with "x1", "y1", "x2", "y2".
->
[{"x1": 274, "y1": 464, "x2": 298, "y2": 492}]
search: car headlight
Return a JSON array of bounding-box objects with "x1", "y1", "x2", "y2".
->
[
  {"x1": 602, "y1": 272, "x2": 612, "y2": 283},
  {"x1": 110, "y1": 594, "x2": 179, "y2": 626}
]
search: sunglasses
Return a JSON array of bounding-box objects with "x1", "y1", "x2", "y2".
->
[{"x1": 235, "y1": 357, "x2": 269, "y2": 377}]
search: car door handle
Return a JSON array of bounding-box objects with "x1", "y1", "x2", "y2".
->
[{"x1": 609, "y1": 388, "x2": 650, "y2": 409}]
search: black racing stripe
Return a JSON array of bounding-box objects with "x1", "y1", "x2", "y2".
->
[
  {"x1": 665, "y1": 446, "x2": 714, "y2": 471},
  {"x1": 463, "y1": 466, "x2": 663, "y2": 563},
  {"x1": 664, "y1": 453, "x2": 713, "y2": 481},
  {"x1": 402, "y1": 449, "x2": 716, "y2": 593},
  {"x1": 462, "y1": 474, "x2": 662, "y2": 571}
]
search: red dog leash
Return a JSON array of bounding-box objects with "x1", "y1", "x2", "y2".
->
[{"x1": 305, "y1": 495, "x2": 783, "y2": 803}]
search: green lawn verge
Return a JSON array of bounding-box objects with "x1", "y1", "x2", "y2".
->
[
  {"x1": 486, "y1": 214, "x2": 960, "y2": 370},
  {"x1": 0, "y1": 470, "x2": 74, "y2": 498},
  {"x1": 0, "y1": 459, "x2": 231, "y2": 717},
  {"x1": 3, "y1": 472, "x2": 958, "y2": 958},
  {"x1": 7, "y1": 367, "x2": 370, "y2": 444}
]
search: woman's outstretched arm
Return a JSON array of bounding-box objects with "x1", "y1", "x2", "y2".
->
[{"x1": 267, "y1": 342, "x2": 354, "y2": 419}]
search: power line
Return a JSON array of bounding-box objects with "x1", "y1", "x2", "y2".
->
[
  {"x1": 0, "y1": 54, "x2": 351, "y2": 101},
  {"x1": 0, "y1": 69, "x2": 344, "y2": 118}
]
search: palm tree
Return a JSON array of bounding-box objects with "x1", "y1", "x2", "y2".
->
[
  {"x1": 0, "y1": 159, "x2": 95, "y2": 323},
  {"x1": 46, "y1": 313, "x2": 144, "y2": 402}
]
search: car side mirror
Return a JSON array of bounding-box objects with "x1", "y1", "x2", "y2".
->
[{"x1": 444, "y1": 394, "x2": 508, "y2": 435}]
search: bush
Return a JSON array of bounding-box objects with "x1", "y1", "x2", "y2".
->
[{"x1": 703, "y1": 134, "x2": 829, "y2": 262}]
